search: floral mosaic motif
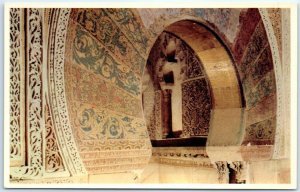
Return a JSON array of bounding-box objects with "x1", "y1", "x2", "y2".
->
[
  {"x1": 251, "y1": 48, "x2": 274, "y2": 83},
  {"x1": 103, "y1": 117, "x2": 124, "y2": 139},
  {"x1": 123, "y1": 116, "x2": 149, "y2": 139},
  {"x1": 246, "y1": 71, "x2": 276, "y2": 109},
  {"x1": 242, "y1": 47, "x2": 274, "y2": 94},
  {"x1": 105, "y1": 8, "x2": 149, "y2": 54},
  {"x1": 72, "y1": 26, "x2": 140, "y2": 95},
  {"x1": 182, "y1": 79, "x2": 211, "y2": 136},
  {"x1": 78, "y1": 108, "x2": 106, "y2": 140},
  {"x1": 72, "y1": 9, "x2": 145, "y2": 75},
  {"x1": 76, "y1": 108, "x2": 147, "y2": 140},
  {"x1": 239, "y1": 21, "x2": 269, "y2": 80},
  {"x1": 65, "y1": 64, "x2": 142, "y2": 118},
  {"x1": 245, "y1": 117, "x2": 276, "y2": 141}
]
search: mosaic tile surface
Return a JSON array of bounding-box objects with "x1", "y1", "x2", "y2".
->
[
  {"x1": 232, "y1": 8, "x2": 261, "y2": 63},
  {"x1": 65, "y1": 8, "x2": 278, "y2": 152}
]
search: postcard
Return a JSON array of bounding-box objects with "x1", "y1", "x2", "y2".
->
[{"x1": 4, "y1": 1, "x2": 297, "y2": 189}]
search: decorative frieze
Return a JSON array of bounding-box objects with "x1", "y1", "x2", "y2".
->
[
  {"x1": 152, "y1": 147, "x2": 209, "y2": 159},
  {"x1": 77, "y1": 139, "x2": 151, "y2": 152},
  {"x1": 153, "y1": 158, "x2": 214, "y2": 168}
]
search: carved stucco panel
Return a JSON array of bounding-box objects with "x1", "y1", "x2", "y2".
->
[
  {"x1": 9, "y1": 8, "x2": 25, "y2": 165},
  {"x1": 10, "y1": 8, "x2": 44, "y2": 179}
]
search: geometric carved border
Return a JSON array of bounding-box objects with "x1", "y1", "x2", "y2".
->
[{"x1": 47, "y1": 8, "x2": 87, "y2": 176}]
